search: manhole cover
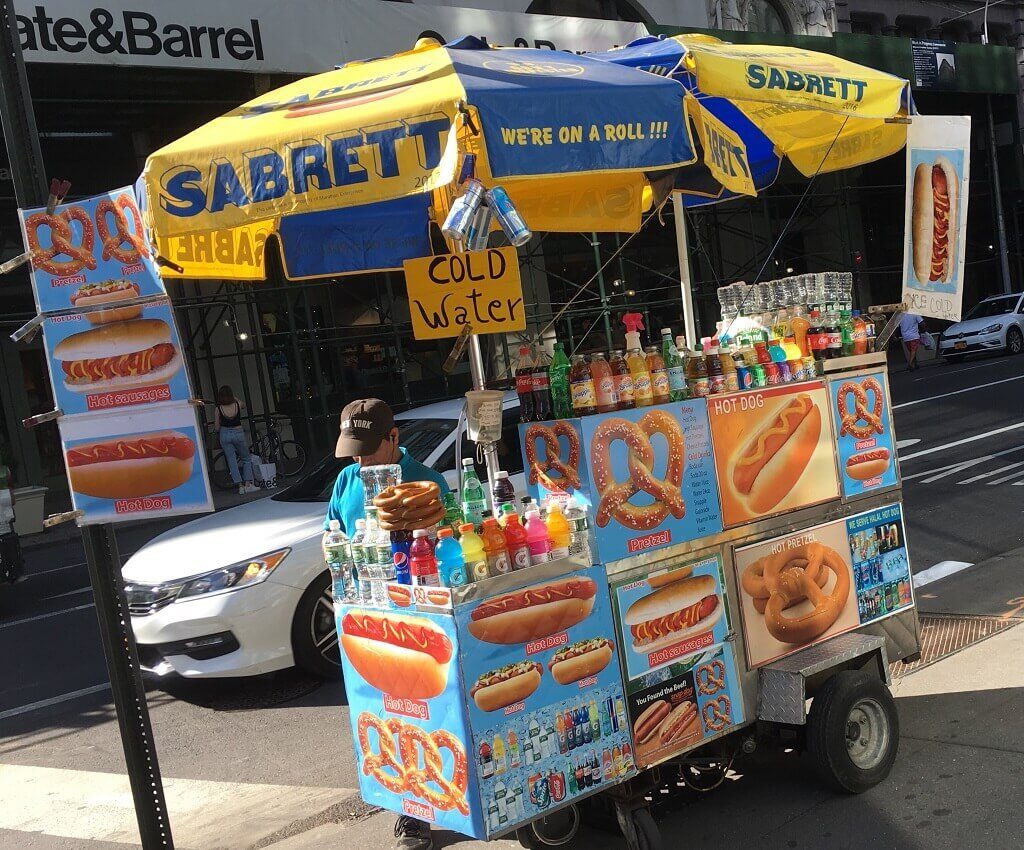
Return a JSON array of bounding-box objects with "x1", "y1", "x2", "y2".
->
[{"x1": 891, "y1": 614, "x2": 1022, "y2": 678}]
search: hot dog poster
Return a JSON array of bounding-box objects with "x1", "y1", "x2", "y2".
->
[
  {"x1": 19, "y1": 187, "x2": 167, "y2": 315},
  {"x1": 578, "y1": 400, "x2": 723, "y2": 564},
  {"x1": 42, "y1": 301, "x2": 190, "y2": 416},
  {"x1": 733, "y1": 503, "x2": 913, "y2": 668},
  {"x1": 336, "y1": 604, "x2": 486, "y2": 838},
  {"x1": 519, "y1": 420, "x2": 588, "y2": 505},
  {"x1": 609, "y1": 553, "x2": 744, "y2": 768},
  {"x1": 58, "y1": 404, "x2": 213, "y2": 525},
  {"x1": 829, "y1": 371, "x2": 899, "y2": 499},
  {"x1": 707, "y1": 383, "x2": 840, "y2": 529},
  {"x1": 453, "y1": 565, "x2": 635, "y2": 837},
  {"x1": 900, "y1": 114, "x2": 970, "y2": 322}
]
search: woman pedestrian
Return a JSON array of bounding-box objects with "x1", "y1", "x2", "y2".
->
[{"x1": 215, "y1": 386, "x2": 256, "y2": 494}]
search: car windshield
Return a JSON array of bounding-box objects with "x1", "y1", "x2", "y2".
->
[
  {"x1": 964, "y1": 296, "x2": 1020, "y2": 319},
  {"x1": 272, "y1": 417, "x2": 456, "y2": 502}
]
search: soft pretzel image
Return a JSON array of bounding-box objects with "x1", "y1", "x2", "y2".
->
[
  {"x1": 357, "y1": 712, "x2": 469, "y2": 815},
  {"x1": 96, "y1": 193, "x2": 151, "y2": 264},
  {"x1": 525, "y1": 422, "x2": 581, "y2": 491},
  {"x1": 25, "y1": 207, "x2": 97, "y2": 277},
  {"x1": 836, "y1": 378, "x2": 884, "y2": 440},
  {"x1": 742, "y1": 542, "x2": 851, "y2": 645},
  {"x1": 696, "y1": 659, "x2": 726, "y2": 695},
  {"x1": 701, "y1": 695, "x2": 732, "y2": 732},
  {"x1": 590, "y1": 410, "x2": 686, "y2": 531}
]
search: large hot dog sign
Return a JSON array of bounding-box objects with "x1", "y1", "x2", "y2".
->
[{"x1": 706, "y1": 383, "x2": 840, "y2": 528}]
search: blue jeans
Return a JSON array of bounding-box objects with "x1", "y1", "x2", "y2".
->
[{"x1": 220, "y1": 426, "x2": 252, "y2": 485}]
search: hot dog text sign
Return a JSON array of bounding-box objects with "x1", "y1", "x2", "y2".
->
[
  {"x1": 579, "y1": 400, "x2": 723, "y2": 563},
  {"x1": 707, "y1": 383, "x2": 840, "y2": 528}
]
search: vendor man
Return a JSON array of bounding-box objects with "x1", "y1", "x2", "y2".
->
[{"x1": 324, "y1": 398, "x2": 448, "y2": 850}]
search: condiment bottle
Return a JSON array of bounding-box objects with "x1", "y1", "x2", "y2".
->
[
  {"x1": 590, "y1": 352, "x2": 619, "y2": 414},
  {"x1": 623, "y1": 313, "x2": 653, "y2": 407},
  {"x1": 685, "y1": 351, "x2": 710, "y2": 398},
  {"x1": 569, "y1": 354, "x2": 597, "y2": 416},
  {"x1": 645, "y1": 345, "x2": 670, "y2": 405},
  {"x1": 609, "y1": 350, "x2": 635, "y2": 410}
]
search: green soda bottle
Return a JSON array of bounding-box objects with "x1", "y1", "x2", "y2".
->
[{"x1": 548, "y1": 341, "x2": 572, "y2": 419}]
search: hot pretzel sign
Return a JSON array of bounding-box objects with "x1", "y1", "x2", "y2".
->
[
  {"x1": 828, "y1": 371, "x2": 898, "y2": 497},
  {"x1": 18, "y1": 185, "x2": 167, "y2": 316}
]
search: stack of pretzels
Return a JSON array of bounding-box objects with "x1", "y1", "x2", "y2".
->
[{"x1": 373, "y1": 481, "x2": 445, "y2": 531}]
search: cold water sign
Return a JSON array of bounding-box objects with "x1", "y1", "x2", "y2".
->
[{"x1": 405, "y1": 246, "x2": 525, "y2": 340}]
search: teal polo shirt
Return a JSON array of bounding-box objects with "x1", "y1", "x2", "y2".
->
[{"x1": 324, "y1": 448, "x2": 450, "y2": 536}]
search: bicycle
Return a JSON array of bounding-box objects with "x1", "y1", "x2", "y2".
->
[{"x1": 210, "y1": 415, "x2": 308, "y2": 491}]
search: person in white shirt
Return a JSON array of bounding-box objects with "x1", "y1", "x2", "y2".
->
[{"x1": 899, "y1": 312, "x2": 925, "y2": 370}]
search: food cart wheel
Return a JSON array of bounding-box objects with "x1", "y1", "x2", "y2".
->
[
  {"x1": 807, "y1": 670, "x2": 899, "y2": 794},
  {"x1": 516, "y1": 803, "x2": 580, "y2": 848},
  {"x1": 629, "y1": 808, "x2": 662, "y2": 850}
]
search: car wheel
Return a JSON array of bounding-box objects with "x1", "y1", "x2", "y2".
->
[
  {"x1": 291, "y1": 570, "x2": 341, "y2": 679},
  {"x1": 1006, "y1": 326, "x2": 1023, "y2": 355}
]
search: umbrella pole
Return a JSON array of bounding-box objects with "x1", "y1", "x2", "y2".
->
[
  {"x1": 468, "y1": 333, "x2": 502, "y2": 509},
  {"x1": 673, "y1": 193, "x2": 698, "y2": 349}
]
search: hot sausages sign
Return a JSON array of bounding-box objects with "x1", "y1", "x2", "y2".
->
[{"x1": 404, "y1": 246, "x2": 525, "y2": 340}]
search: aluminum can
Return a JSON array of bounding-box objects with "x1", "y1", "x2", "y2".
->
[
  {"x1": 441, "y1": 178, "x2": 485, "y2": 241},
  {"x1": 486, "y1": 186, "x2": 531, "y2": 246},
  {"x1": 467, "y1": 201, "x2": 493, "y2": 251}
]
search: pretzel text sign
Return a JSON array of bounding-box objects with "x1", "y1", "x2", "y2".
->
[
  {"x1": 404, "y1": 247, "x2": 525, "y2": 340},
  {"x1": 19, "y1": 187, "x2": 167, "y2": 315},
  {"x1": 829, "y1": 370, "x2": 898, "y2": 499}
]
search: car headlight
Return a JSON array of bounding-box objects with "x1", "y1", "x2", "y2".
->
[
  {"x1": 982, "y1": 323, "x2": 1003, "y2": 334},
  {"x1": 176, "y1": 549, "x2": 291, "y2": 600}
]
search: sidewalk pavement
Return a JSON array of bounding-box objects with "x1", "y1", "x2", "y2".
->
[{"x1": 266, "y1": 621, "x2": 1024, "y2": 850}]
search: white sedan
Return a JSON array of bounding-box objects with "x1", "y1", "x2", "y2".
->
[
  {"x1": 938, "y1": 292, "x2": 1024, "y2": 360},
  {"x1": 122, "y1": 394, "x2": 525, "y2": 678}
]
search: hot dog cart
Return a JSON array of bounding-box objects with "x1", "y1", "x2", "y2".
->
[{"x1": 336, "y1": 351, "x2": 919, "y2": 850}]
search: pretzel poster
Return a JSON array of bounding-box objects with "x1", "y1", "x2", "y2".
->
[
  {"x1": 19, "y1": 187, "x2": 166, "y2": 315},
  {"x1": 578, "y1": 400, "x2": 723, "y2": 564},
  {"x1": 829, "y1": 371, "x2": 898, "y2": 499},
  {"x1": 707, "y1": 383, "x2": 840, "y2": 528},
  {"x1": 609, "y1": 553, "x2": 745, "y2": 769},
  {"x1": 519, "y1": 419, "x2": 588, "y2": 504},
  {"x1": 336, "y1": 605, "x2": 486, "y2": 838},
  {"x1": 732, "y1": 502, "x2": 913, "y2": 668}
]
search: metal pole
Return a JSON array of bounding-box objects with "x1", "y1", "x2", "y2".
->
[
  {"x1": 672, "y1": 194, "x2": 698, "y2": 349},
  {"x1": 986, "y1": 96, "x2": 1012, "y2": 294},
  {"x1": 467, "y1": 334, "x2": 501, "y2": 510},
  {"x1": 0, "y1": 2, "x2": 173, "y2": 846}
]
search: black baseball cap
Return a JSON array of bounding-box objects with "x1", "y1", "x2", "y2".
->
[{"x1": 336, "y1": 398, "x2": 395, "y2": 457}]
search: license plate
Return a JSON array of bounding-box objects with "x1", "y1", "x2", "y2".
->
[{"x1": 954, "y1": 341, "x2": 967, "y2": 350}]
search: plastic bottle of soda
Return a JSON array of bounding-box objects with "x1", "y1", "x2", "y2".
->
[
  {"x1": 706, "y1": 347, "x2": 726, "y2": 395},
  {"x1": 548, "y1": 342, "x2": 573, "y2": 419},
  {"x1": 825, "y1": 310, "x2": 842, "y2": 359},
  {"x1": 546, "y1": 502, "x2": 571, "y2": 560},
  {"x1": 435, "y1": 527, "x2": 466, "y2": 587},
  {"x1": 459, "y1": 522, "x2": 489, "y2": 582},
  {"x1": 441, "y1": 491, "x2": 464, "y2": 533},
  {"x1": 532, "y1": 345, "x2": 552, "y2": 421},
  {"x1": 623, "y1": 314, "x2": 653, "y2": 407},
  {"x1": 852, "y1": 310, "x2": 868, "y2": 355},
  {"x1": 410, "y1": 529, "x2": 439, "y2": 586},
  {"x1": 685, "y1": 351, "x2": 710, "y2": 398},
  {"x1": 491, "y1": 470, "x2": 516, "y2": 517},
  {"x1": 503, "y1": 512, "x2": 531, "y2": 571},
  {"x1": 461, "y1": 458, "x2": 487, "y2": 529},
  {"x1": 569, "y1": 354, "x2": 597, "y2": 416},
  {"x1": 482, "y1": 517, "x2": 512, "y2": 576},
  {"x1": 720, "y1": 344, "x2": 740, "y2": 393},
  {"x1": 524, "y1": 509, "x2": 552, "y2": 565},
  {"x1": 590, "y1": 352, "x2": 619, "y2": 414},
  {"x1": 645, "y1": 345, "x2": 670, "y2": 405},
  {"x1": 609, "y1": 350, "x2": 635, "y2": 410},
  {"x1": 516, "y1": 345, "x2": 536, "y2": 422},
  {"x1": 839, "y1": 309, "x2": 855, "y2": 357},
  {"x1": 808, "y1": 310, "x2": 825, "y2": 360}
]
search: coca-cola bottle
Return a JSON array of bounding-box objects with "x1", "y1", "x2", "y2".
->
[
  {"x1": 516, "y1": 345, "x2": 536, "y2": 422},
  {"x1": 532, "y1": 346, "x2": 552, "y2": 422}
]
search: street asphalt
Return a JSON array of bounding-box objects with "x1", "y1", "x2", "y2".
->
[{"x1": 2, "y1": 351, "x2": 1024, "y2": 847}]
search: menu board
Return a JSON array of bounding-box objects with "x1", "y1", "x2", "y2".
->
[
  {"x1": 58, "y1": 404, "x2": 213, "y2": 525},
  {"x1": 829, "y1": 371, "x2": 898, "y2": 499},
  {"x1": 18, "y1": 187, "x2": 166, "y2": 314},
  {"x1": 578, "y1": 399, "x2": 723, "y2": 563},
  {"x1": 707, "y1": 383, "x2": 840, "y2": 528},
  {"x1": 42, "y1": 301, "x2": 190, "y2": 416},
  {"x1": 733, "y1": 503, "x2": 913, "y2": 669},
  {"x1": 337, "y1": 605, "x2": 485, "y2": 837},
  {"x1": 610, "y1": 553, "x2": 744, "y2": 769},
  {"x1": 454, "y1": 564, "x2": 635, "y2": 838}
]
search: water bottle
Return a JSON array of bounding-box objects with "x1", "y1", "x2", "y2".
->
[
  {"x1": 565, "y1": 497, "x2": 591, "y2": 564},
  {"x1": 325, "y1": 520, "x2": 354, "y2": 602},
  {"x1": 350, "y1": 518, "x2": 372, "y2": 603},
  {"x1": 461, "y1": 458, "x2": 487, "y2": 529},
  {"x1": 375, "y1": 521, "x2": 395, "y2": 606}
]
